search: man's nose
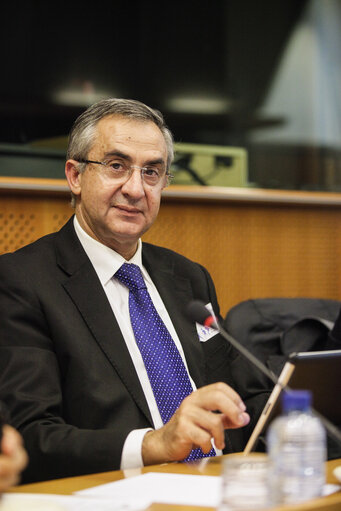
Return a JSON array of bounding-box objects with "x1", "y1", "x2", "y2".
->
[{"x1": 121, "y1": 168, "x2": 145, "y2": 198}]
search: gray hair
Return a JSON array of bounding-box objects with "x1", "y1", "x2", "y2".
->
[{"x1": 67, "y1": 98, "x2": 174, "y2": 168}]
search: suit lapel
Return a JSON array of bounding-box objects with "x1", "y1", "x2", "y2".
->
[
  {"x1": 54, "y1": 218, "x2": 153, "y2": 424},
  {"x1": 142, "y1": 245, "x2": 206, "y2": 389}
]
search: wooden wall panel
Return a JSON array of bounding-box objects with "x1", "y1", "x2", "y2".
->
[
  {"x1": 1, "y1": 179, "x2": 341, "y2": 316},
  {"x1": 0, "y1": 196, "x2": 73, "y2": 254},
  {"x1": 143, "y1": 201, "x2": 341, "y2": 315}
]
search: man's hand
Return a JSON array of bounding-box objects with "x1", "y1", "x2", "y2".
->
[
  {"x1": 0, "y1": 426, "x2": 28, "y2": 492},
  {"x1": 142, "y1": 382, "x2": 250, "y2": 465}
]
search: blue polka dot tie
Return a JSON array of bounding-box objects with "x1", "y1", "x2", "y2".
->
[{"x1": 115, "y1": 263, "x2": 216, "y2": 461}]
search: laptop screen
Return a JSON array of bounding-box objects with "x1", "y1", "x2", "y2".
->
[{"x1": 287, "y1": 350, "x2": 341, "y2": 424}]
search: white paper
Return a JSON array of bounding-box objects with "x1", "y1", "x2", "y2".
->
[
  {"x1": 76, "y1": 472, "x2": 341, "y2": 509},
  {"x1": 0, "y1": 493, "x2": 134, "y2": 511},
  {"x1": 76, "y1": 472, "x2": 221, "y2": 508},
  {"x1": 4, "y1": 477, "x2": 339, "y2": 511}
]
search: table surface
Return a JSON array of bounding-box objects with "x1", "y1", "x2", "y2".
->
[{"x1": 6, "y1": 454, "x2": 341, "y2": 511}]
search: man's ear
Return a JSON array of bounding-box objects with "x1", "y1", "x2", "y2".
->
[{"x1": 65, "y1": 159, "x2": 82, "y2": 197}]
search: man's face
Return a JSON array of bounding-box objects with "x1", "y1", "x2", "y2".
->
[{"x1": 66, "y1": 115, "x2": 168, "y2": 258}]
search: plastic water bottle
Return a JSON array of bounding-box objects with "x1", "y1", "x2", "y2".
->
[{"x1": 267, "y1": 389, "x2": 326, "y2": 506}]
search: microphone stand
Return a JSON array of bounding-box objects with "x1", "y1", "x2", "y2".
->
[{"x1": 211, "y1": 316, "x2": 279, "y2": 387}]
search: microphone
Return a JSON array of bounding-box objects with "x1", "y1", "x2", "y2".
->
[
  {"x1": 187, "y1": 300, "x2": 341, "y2": 448},
  {"x1": 187, "y1": 300, "x2": 279, "y2": 386}
]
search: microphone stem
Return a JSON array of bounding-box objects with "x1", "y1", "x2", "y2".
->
[{"x1": 215, "y1": 321, "x2": 279, "y2": 386}]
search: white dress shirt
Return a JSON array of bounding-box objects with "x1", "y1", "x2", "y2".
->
[{"x1": 73, "y1": 216, "x2": 198, "y2": 469}]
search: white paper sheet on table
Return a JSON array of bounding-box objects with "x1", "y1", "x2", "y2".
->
[
  {"x1": 76, "y1": 472, "x2": 221, "y2": 508},
  {"x1": 0, "y1": 493, "x2": 128, "y2": 511},
  {"x1": 3, "y1": 474, "x2": 339, "y2": 511},
  {"x1": 75, "y1": 472, "x2": 340, "y2": 509}
]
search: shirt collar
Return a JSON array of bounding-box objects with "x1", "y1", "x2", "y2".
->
[{"x1": 73, "y1": 216, "x2": 144, "y2": 286}]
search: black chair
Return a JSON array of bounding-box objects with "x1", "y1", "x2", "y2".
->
[
  {"x1": 224, "y1": 297, "x2": 341, "y2": 376},
  {"x1": 224, "y1": 297, "x2": 341, "y2": 459}
]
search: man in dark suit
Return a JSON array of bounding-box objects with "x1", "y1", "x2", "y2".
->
[{"x1": 0, "y1": 99, "x2": 268, "y2": 483}]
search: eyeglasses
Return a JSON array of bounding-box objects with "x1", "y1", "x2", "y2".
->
[{"x1": 78, "y1": 159, "x2": 173, "y2": 187}]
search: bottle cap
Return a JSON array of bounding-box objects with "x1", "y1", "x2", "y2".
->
[{"x1": 282, "y1": 389, "x2": 312, "y2": 412}]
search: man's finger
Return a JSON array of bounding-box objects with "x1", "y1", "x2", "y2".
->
[{"x1": 184, "y1": 382, "x2": 248, "y2": 428}]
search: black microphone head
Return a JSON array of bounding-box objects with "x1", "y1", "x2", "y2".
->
[{"x1": 186, "y1": 300, "x2": 213, "y2": 325}]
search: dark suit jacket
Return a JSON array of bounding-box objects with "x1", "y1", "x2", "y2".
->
[{"x1": 0, "y1": 217, "x2": 268, "y2": 483}]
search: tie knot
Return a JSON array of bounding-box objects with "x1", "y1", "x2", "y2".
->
[{"x1": 115, "y1": 263, "x2": 146, "y2": 292}]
